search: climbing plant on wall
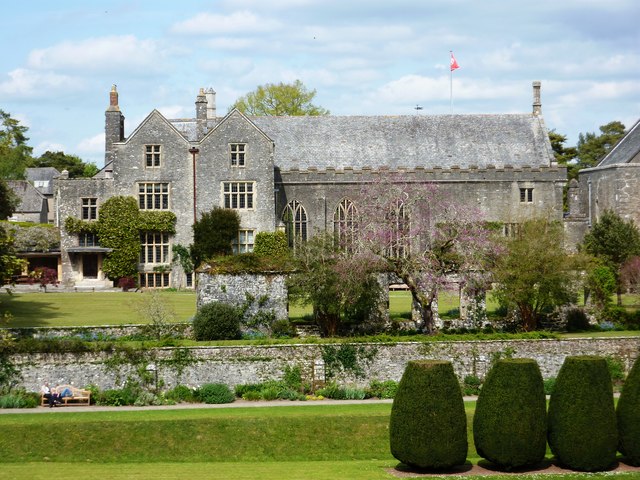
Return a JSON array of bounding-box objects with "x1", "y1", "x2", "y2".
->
[{"x1": 65, "y1": 196, "x2": 176, "y2": 281}]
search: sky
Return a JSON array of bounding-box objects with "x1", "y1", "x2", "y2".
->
[{"x1": 1, "y1": 0, "x2": 639, "y2": 167}]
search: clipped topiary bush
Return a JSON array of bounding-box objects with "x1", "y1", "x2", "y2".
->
[
  {"x1": 192, "y1": 302, "x2": 242, "y2": 340},
  {"x1": 198, "y1": 383, "x2": 235, "y2": 404},
  {"x1": 617, "y1": 356, "x2": 640, "y2": 465},
  {"x1": 389, "y1": 360, "x2": 467, "y2": 470},
  {"x1": 547, "y1": 355, "x2": 617, "y2": 471},
  {"x1": 473, "y1": 358, "x2": 547, "y2": 470}
]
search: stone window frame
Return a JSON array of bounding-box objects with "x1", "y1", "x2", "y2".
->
[
  {"x1": 283, "y1": 200, "x2": 308, "y2": 247},
  {"x1": 139, "y1": 272, "x2": 170, "y2": 288},
  {"x1": 79, "y1": 232, "x2": 99, "y2": 247},
  {"x1": 232, "y1": 229, "x2": 255, "y2": 254},
  {"x1": 140, "y1": 232, "x2": 171, "y2": 264},
  {"x1": 145, "y1": 144, "x2": 162, "y2": 168},
  {"x1": 230, "y1": 143, "x2": 246, "y2": 167},
  {"x1": 519, "y1": 187, "x2": 533, "y2": 203},
  {"x1": 138, "y1": 182, "x2": 170, "y2": 210},
  {"x1": 222, "y1": 181, "x2": 254, "y2": 210},
  {"x1": 81, "y1": 197, "x2": 98, "y2": 220},
  {"x1": 333, "y1": 198, "x2": 358, "y2": 251},
  {"x1": 387, "y1": 200, "x2": 410, "y2": 258}
]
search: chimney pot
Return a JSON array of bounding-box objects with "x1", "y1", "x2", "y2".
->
[{"x1": 532, "y1": 81, "x2": 542, "y2": 116}]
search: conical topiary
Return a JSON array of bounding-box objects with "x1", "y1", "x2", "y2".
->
[
  {"x1": 547, "y1": 355, "x2": 617, "y2": 472},
  {"x1": 617, "y1": 356, "x2": 640, "y2": 465},
  {"x1": 389, "y1": 360, "x2": 467, "y2": 470},
  {"x1": 473, "y1": 358, "x2": 547, "y2": 470}
]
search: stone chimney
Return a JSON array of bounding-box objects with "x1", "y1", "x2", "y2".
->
[
  {"x1": 205, "y1": 88, "x2": 216, "y2": 119},
  {"x1": 196, "y1": 88, "x2": 208, "y2": 139},
  {"x1": 532, "y1": 81, "x2": 542, "y2": 116},
  {"x1": 105, "y1": 85, "x2": 125, "y2": 165}
]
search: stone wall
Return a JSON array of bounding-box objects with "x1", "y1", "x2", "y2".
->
[
  {"x1": 13, "y1": 337, "x2": 640, "y2": 392},
  {"x1": 196, "y1": 272, "x2": 288, "y2": 322}
]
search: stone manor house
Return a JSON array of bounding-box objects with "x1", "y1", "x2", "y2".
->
[{"x1": 44, "y1": 82, "x2": 635, "y2": 290}]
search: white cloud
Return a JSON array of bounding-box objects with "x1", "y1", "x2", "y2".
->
[
  {"x1": 0, "y1": 68, "x2": 84, "y2": 98},
  {"x1": 171, "y1": 11, "x2": 282, "y2": 35},
  {"x1": 76, "y1": 133, "x2": 104, "y2": 154},
  {"x1": 34, "y1": 141, "x2": 66, "y2": 156},
  {"x1": 27, "y1": 35, "x2": 164, "y2": 74}
]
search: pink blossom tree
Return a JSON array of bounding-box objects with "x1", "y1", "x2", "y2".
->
[{"x1": 356, "y1": 176, "x2": 499, "y2": 333}]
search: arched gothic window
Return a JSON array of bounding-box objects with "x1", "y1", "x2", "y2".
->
[
  {"x1": 282, "y1": 200, "x2": 308, "y2": 247},
  {"x1": 388, "y1": 201, "x2": 410, "y2": 258},
  {"x1": 333, "y1": 198, "x2": 358, "y2": 250}
]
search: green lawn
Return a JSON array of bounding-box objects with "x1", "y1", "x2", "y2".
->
[
  {"x1": 0, "y1": 403, "x2": 636, "y2": 480},
  {"x1": 0, "y1": 291, "x2": 196, "y2": 327}
]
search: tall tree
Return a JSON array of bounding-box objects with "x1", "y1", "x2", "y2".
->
[
  {"x1": 31, "y1": 150, "x2": 98, "y2": 178},
  {"x1": 231, "y1": 80, "x2": 329, "y2": 116},
  {"x1": 0, "y1": 110, "x2": 33, "y2": 179},
  {"x1": 0, "y1": 178, "x2": 19, "y2": 220},
  {"x1": 356, "y1": 177, "x2": 498, "y2": 333},
  {"x1": 0, "y1": 178, "x2": 24, "y2": 284},
  {"x1": 576, "y1": 121, "x2": 626, "y2": 170},
  {"x1": 582, "y1": 210, "x2": 640, "y2": 305},
  {"x1": 190, "y1": 208, "x2": 240, "y2": 267},
  {"x1": 549, "y1": 130, "x2": 578, "y2": 179},
  {"x1": 492, "y1": 218, "x2": 579, "y2": 331},
  {"x1": 287, "y1": 233, "x2": 382, "y2": 336}
]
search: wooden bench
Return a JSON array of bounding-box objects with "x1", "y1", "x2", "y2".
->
[{"x1": 41, "y1": 385, "x2": 91, "y2": 406}]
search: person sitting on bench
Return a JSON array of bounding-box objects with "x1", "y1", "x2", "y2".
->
[{"x1": 41, "y1": 383, "x2": 61, "y2": 407}]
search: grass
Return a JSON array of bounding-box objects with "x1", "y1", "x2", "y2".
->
[
  {"x1": 0, "y1": 290, "x2": 196, "y2": 327},
  {"x1": 0, "y1": 403, "x2": 637, "y2": 479}
]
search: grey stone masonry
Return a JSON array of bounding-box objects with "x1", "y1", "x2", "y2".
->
[{"x1": 12, "y1": 337, "x2": 640, "y2": 392}]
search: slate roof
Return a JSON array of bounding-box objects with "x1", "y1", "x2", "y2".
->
[
  {"x1": 597, "y1": 118, "x2": 640, "y2": 167},
  {"x1": 6, "y1": 180, "x2": 47, "y2": 213},
  {"x1": 25, "y1": 167, "x2": 60, "y2": 195},
  {"x1": 170, "y1": 113, "x2": 554, "y2": 170}
]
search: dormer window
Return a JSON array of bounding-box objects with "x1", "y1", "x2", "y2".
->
[
  {"x1": 145, "y1": 145, "x2": 161, "y2": 168},
  {"x1": 230, "y1": 143, "x2": 246, "y2": 167}
]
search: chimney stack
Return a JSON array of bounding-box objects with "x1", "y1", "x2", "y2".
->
[
  {"x1": 205, "y1": 88, "x2": 216, "y2": 119},
  {"x1": 196, "y1": 88, "x2": 208, "y2": 139},
  {"x1": 532, "y1": 81, "x2": 542, "y2": 116},
  {"x1": 105, "y1": 85, "x2": 125, "y2": 165}
]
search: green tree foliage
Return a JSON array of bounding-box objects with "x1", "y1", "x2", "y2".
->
[
  {"x1": 231, "y1": 80, "x2": 329, "y2": 116},
  {"x1": 0, "y1": 110, "x2": 32, "y2": 180},
  {"x1": 389, "y1": 360, "x2": 467, "y2": 470},
  {"x1": 582, "y1": 210, "x2": 640, "y2": 305},
  {"x1": 7, "y1": 222, "x2": 59, "y2": 252},
  {"x1": 549, "y1": 130, "x2": 578, "y2": 178},
  {"x1": 192, "y1": 302, "x2": 242, "y2": 341},
  {"x1": 0, "y1": 179, "x2": 19, "y2": 221},
  {"x1": 0, "y1": 224, "x2": 26, "y2": 285},
  {"x1": 617, "y1": 357, "x2": 640, "y2": 465},
  {"x1": 190, "y1": 208, "x2": 240, "y2": 267},
  {"x1": 97, "y1": 196, "x2": 141, "y2": 280},
  {"x1": 576, "y1": 121, "x2": 626, "y2": 170},
  {"x1": 287, "y1": 233, "x2": 382, "y2": 336},
  {"x1": 30, "y1": 150, "x2": 98, "y2": 178},
  {"x1": 585, "y1": 263, "x2": 616, "y2": 311},
  {"x1": 492, "y1": 218, "x2": 579, "y2": 331},
  {"x1": 473, "y1": 359, "x2": 547, "y2": 470},
  {"x1": 547, "y1": 356, "x2": 617, "y2": 472}
]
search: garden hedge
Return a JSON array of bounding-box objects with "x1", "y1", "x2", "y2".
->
[
  {"x1": 389, "y1": 360, "x2": 467, "y2": 470},
  {"x1": 617, "y1": 356, "x2": 640, "y2": 465},
  {"x1": 473, "y1": 358, "x2": 547, "y2": 470},
  {"x1": 547, "y1": 355, "x2": 617, "y2": 472}
]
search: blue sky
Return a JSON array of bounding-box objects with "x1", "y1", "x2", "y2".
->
[{"x1": 1, "y1": 0, "x2": 639, "y2": 167}]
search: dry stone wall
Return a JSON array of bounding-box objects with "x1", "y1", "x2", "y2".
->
[{"x1": 13, "y1": 337, "x2": 640, "y2": 392}]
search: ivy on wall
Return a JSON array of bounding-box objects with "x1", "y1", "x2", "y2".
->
[{"x1": 65, "y1": 196, "x2": 176, "y2": 280}]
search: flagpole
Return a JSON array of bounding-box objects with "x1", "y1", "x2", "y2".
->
[{"x1": 449, "y1": 50, "x2": 453, "y2": 114}]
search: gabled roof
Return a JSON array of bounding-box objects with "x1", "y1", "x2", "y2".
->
[
  {"x1": 119, "y1": 109, "x2": 191, "y2": 146},
  {"x1": 170, "y1": 113, "x2": 554, "y2": 170},
  {"x1": 26, "y1": 167, "x2": 60, "y2": 195},
  {"x1": 6, "y1": 180, "x2": 47, "y2": 213},
  {"x1": 597, "y1": 118, "x2": 640, "y2": 167}
]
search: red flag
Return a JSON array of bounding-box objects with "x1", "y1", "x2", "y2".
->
[{"x1": 450, "y1": 52, "x2": 460, "y2": 71}]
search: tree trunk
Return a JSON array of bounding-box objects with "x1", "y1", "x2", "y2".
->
[
  {"x1": 402, "y1": 275, "x2": 436, "y2": 334},
  {"x1": 519, "y1": 305, "x2": 537, "y2": 332}
]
